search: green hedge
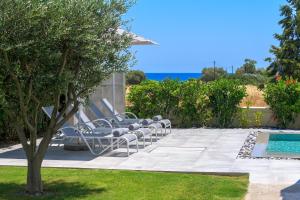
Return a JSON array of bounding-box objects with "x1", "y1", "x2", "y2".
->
[
  {"x1": 264, "y1": 78, "x2": 300, "y2": 128},
  {"x1": 127, "y1": 79, "x2": 246, "y2": 128}
]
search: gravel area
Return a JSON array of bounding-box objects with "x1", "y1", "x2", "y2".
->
[{"x1": 237, "y1": 131, "x2": 259, "y2": 159}]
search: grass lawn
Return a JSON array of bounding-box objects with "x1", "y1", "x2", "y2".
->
[{"x1": 0, "y1": 167, "x2": 248, "y2": 200}]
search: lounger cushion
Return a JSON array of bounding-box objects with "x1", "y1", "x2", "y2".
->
[
  {"x1": 160, "y1": 119, "x2": 171, "y2": 128},
  {"x1": 128, "y1": 123, "x2": 141, "y2": 131},
  {"x1": 121, "y1": 133, "x2": 137, "y2": 142},
  {"x1": 93, "y1": 127, "x2": 112, "y2": 136},
  {"x1": 113, "y1": 128, "x2": 129, "y2": 137},
  {"x1": 149, "y1": 122, "x2": 162, "y2": 129},
  {"x1": 138, "y1": 128, "x2": 152, "y2": 136},
  {"x1": 153, "y1": 115, "x2": 163, "y2": 121},
  {"x1": 142, "y1": 119, "x2": 154, "y2": 126}
]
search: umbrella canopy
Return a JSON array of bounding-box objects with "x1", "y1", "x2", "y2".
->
[{"x1": 117, "y1": 28, "x2": 158, "y2": 45}]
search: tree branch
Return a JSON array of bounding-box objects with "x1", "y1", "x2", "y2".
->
[
  {"x1": 6, "y1": 112, "x2": 29, "y2": 156},
  {"x1": 10, "y1": 72, "x2": 36, "y2": 133},
  {"x1": 54, "y1": 101, "x2": 79, "y2": 130},
  {"x1": 58, "y1": 49, "x2": 70, "y2": 76}
]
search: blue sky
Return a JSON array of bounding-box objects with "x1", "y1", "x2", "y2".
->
[{"x1": 125, "y1": 0, "x2": 286, "y2": 73}]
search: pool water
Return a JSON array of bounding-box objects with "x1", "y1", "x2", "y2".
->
[{"x1": 266, "y1": 134, "x2": 300, "y2": 154}]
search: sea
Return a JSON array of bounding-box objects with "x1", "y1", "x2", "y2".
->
[{"x1": 145, "y1": 73, "x2": 202, "y2": 81}]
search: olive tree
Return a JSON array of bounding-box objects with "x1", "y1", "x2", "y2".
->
[{"x1": 0, "y1": 0, "x2": 133, "y2": 195}]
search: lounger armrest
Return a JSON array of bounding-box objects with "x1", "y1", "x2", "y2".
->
[
  {"x1": 121, "y1": 112, "x2": 138, "y2": 119},
  {"x1": 75, "y1": 123, "x2": 96, "y2": 133},
  {"x1": 91, "y1": 119, "x2": 113, "y2": 128}
]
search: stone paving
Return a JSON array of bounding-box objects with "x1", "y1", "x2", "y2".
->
[{"x1": 1, "y1": 128, "x2": 300, "y2": 199}]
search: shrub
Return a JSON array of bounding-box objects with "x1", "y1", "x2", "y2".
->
[
  {"x1": 127, "y1": 80, "x2": 162, "y2": 118},
  {"x1": 201, "y1": 67, "x2": 227, "y2": 82},
  {"x1": 158, "y1": 79, "x2": 181, "y2": 119},
  {"x1": 127, "y1": 78, "x2": 247, "y2": 128},
  {"x1": 126, "y1": 70, "x2": 146, "y2": 85},
  {"x1": 208, "y1": 79, "x2": 246, "y2": 128},
  {"x1": 264, "y1": 78, "x2": 300, "y2": 128},
  {"x1": 127, "y1": 79, "x2": 211, "y2": 127},
  {"x1": 177, "y1": 79, "x2": 212, "y2": 127},
  {"x1": 254, "y1": 111, "x2": 263, "y2": 127},
  {"x1": 226, "y1": 74, "x2": 269, "y2": 86}
]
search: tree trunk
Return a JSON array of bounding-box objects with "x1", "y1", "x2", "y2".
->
[{"x1": 26, "y1": 158, "x2": 43, "y2": 195}]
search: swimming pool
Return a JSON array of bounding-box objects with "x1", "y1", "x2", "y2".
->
[
  {"x1": 252, "y1": 132, "x2": 300, "y2": 158},
  {"x1": 267, "y1": 134, "x2": 300, "y2": 154}
]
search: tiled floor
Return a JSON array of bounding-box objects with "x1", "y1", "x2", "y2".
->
[{"x1": 1, "y1": 128, "x2": 300, "y2": 199}]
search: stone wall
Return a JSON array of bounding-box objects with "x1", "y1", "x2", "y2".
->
[{"x1": 232, "y1": 107, "x2": 300, "y2": 129}]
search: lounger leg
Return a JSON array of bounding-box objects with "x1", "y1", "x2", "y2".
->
[
  {"x1": 111, "y1": 138, "x2": 114, "y2": 151},
  {"x1": 143, "y1": 134, "x2": 145, "y2": 148},
  {"x1": 136, "y1": 139, "x2": 139, "y2": 152},
  {"x1": 150, "y1": 135, "x2": 153, "y2": 144},
  {"x1": 127, "y1": 141, "x2": 129, "y2": 157}
]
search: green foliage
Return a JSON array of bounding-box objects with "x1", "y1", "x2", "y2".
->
[
  {"x1": 267, "y1": 0, "x2": 300, "y2": 78},
  {"x1": 0, "y1": 0, "x2": 134, "y2": 193},
  {"x1": 239, "y1": 109, "x2": 250, "y2": 128},
  {"x1": 226, "y1": 74, "x2": 269, "y2": 87},
  {"x1": 208, "y1": 79, "x2": 246, "y2": 128},
  {"x1": 127, "y1": 80, "x2": 162, "y2": 118},
  {"x1": 158, "y1": 79, "x2": 181, "y2": 119},
  {"x1": 201, "y1": 67, "x2": 227, "y2": 82},
  {"x1": 127, "y1": 79, "x2": 212, "y2": 127},
  {"x1": 126, "y1": 70, "x2": 146, "y2": 85},
  {"x1": 264, "y1": 78, "x2": 300, "y2": 128},
  {"x1": 127, "y1": 78, "x2": 246, "y2": 128},
  {"x1": 238, "y1": 101, "x2": 252, "y2": 128},
  {"x1": 236, "y1": 59, "x2": 257, "y2": 75},
  {"x1": 177, "y1": 79, "x2": 212, "y2": 127},
  {"x1": 0, "y1": 0, "x2": 133, "y2": 138},
  {"x1": 254, "y1": 111, "x2": 263, "y2": 127}
]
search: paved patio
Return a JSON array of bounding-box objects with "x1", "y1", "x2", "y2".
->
[{"x1": 1, "y1": 128, "x2": 300, "y2": 199}]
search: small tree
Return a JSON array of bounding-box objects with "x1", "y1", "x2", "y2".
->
[
  {"x1": 201, "y1": 67, "x2": 227, "y2": 82},
  {"x1": 208, "y1": 79, "x2": 246, "y2": 128},
  {"x1": 126, "y1": 70, "x2": 146, "y2": 85},
  {"x1": 236, "y1": 59, "x2": 257, "y2": 75},
  {"x1": 267, "y1": 0, "x2": 300, "y2": 78},
  {"x1": 0, "y1": 0, "x2": 133, "y2": 195}
]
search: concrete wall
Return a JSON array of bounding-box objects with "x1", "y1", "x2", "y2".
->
[
  {"x1": 231, "y1": 107, "x2": 300, "y2": 129},
  {"x1": 88, "y1": 72, "x2": 126, "y2": 117}
]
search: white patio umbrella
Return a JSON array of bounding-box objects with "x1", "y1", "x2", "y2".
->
[
  {"x1": 117, "y1": 28, "x2": 159, "y2": 45},
  {"x1": 112, "y1": 29, "x2": 158, "y2": 114}
]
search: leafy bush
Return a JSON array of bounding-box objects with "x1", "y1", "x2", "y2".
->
[
  {"x1": 127, "y1": 80, "x2": 162, "y2": 118},
  {"x1": 127, "y1": 79, "x2": 246, "y2": 128},
  {"x1": 201, "y1": 67, "x2": 227, "y2": 82},
  {"x1": 208, "y1": 79, "x2": 246, "y2": 128},
  {"x1": 177, "y1": 79, "x2": 212, "y2": 127},
  {"x1": 264, "y1": 78, "x2": 300, "y2": 128},
  {"x1": 126, "y1": 70, "x2": 146, "y2": 85},
  {"x1": 226, "y1": 74, "x2": 269, "y2": 86},
  {"x1": 157, "y1": 79, "x2": 181, "y2": 119},
  {"x1": 127, "y1": 79, "x2": 212, "y2": 127}
]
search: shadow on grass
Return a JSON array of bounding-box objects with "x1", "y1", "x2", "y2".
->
[{"x1": 0, "y1": 180, "x2": 107, "y2": 200}]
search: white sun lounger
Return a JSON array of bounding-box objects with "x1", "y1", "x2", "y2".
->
[
  {"x1": 42, "y1": 106, "x2": 138, "y2": 156},
  {"x1": 78, "y1": 109, "x2": 154, "y2": 148},
  {"x1": 100, "y1": 99, "x2": 171, "y2": 135}
]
